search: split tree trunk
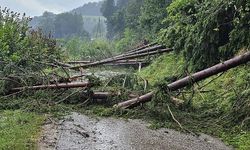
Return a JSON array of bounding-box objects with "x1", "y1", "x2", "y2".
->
[{"x1": 116, "y1": 51, "x2": 250, "y2": 109}]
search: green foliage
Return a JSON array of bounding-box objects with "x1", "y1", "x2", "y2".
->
[
  {"x1": 139, "y1": 0, "x2": 172, "y2": 39},
  {"x1": 139, "y1": 53, "x2": 185, "y2": 85},
  {"x1": 159, "y1": 0, "x2": 250, "y2": 71},
  {"x1": 0, "y1": 110, "x2": 44, "y2": 149},
  {"x1": 0, "y1": 7, "x2": 30, "y2": 63},
  {"x1": 101, "y1": 0, "x2": 116, "y2": 39},
  {"x1": 54, "y1": 12, "x2": 89, "y2": 38},
  {"x1": 115, "y1": 28, "x2": 141, "y2": 52},
  {"x1": 0, "y1": 8, "x2": 63, "y2": 94},
  {"x1": 101, "y1": 0, "x2": 144, "y2": 40},
  {"x1": 63, "y1": 37, "x2": 116, "y2": 61},
  {"x1": 38, "y1": 11, "x2": 56, "y2": 36}
]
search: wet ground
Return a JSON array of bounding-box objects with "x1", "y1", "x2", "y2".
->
[{"x1": 39, "y1": 112, "x2": 232, "y2": 150}]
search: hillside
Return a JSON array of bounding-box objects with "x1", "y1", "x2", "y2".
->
[
  {"x1": 71, "y1": 2, "x2": 103, "y2": 16},
  {"x1": 29, "y1": 1, "x2": 106, "y2": 39}
]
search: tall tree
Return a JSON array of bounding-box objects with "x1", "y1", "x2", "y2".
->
[
  {"x1": 140, "y1": 0, "x2": 172, "y2": 39},
  {"x1": 38, "y1": 11, "x2": 56, "y2": 37},
  {"x1": 101, "y1": 0, "x2": 116, "y2": 39},
  {"x1": 159, "y1": 0, "x2": 250, "y2": 71},
  {"x1": 54, "y1": 13, "x2": 89, "y2": 38}
]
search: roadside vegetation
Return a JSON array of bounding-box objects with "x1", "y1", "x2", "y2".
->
[{"x1": 0, "y1": 0, "x2": 250, "y2": 149}]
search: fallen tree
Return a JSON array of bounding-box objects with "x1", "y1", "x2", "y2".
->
[
  {"x1": 70, "y1": 48, "x2": 173, "y2": 70},
  {"x1": 123, "y1": 42, "x2": 157, "y2": 54},
  {"x1": 68, "y1": 59, "x2": 147, "y2": 64},
  {"x1": 115, "y1": 51, "x2": 250, "y2": 109},
  {"x1": 11, "y1": 82, "x2": 91, "y2": 93},
  {"x1": 113, "y1": 45, "x2": 165, "y2": 59}
]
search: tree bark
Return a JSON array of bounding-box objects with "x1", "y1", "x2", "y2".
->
[
  {"x1": 116, "y1": 51, "x2": 250, "y2": 109},
  {"x1": 11, "y1": 82, "x2": 91, "y2": 92}
]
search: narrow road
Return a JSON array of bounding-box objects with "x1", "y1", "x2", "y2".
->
[{"x1": 39, "y1": 112, "x2": 232, "y2": 150}]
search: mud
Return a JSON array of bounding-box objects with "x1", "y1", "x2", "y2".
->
[{"x1": 39, "y1": 112, "x2": 232, "y2": 150}]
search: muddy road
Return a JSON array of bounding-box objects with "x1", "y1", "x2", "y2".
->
[{"x1": 39, "y1": 112, "x2": 232, "y2": 150}]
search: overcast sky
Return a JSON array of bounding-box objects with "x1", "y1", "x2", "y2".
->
[{"x1": 0, "y1": 0, "x2": 102, "y2": 16}]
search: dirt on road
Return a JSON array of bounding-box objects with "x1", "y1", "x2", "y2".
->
[{"x1": 38, "y1": 112, "x2": 232, "y2": 150}]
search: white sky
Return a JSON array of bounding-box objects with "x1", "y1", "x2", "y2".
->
[{"x1": 0, "y1": 0, "x2": 102, "y2": 16}]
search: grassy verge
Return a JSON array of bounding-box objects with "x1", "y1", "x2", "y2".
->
[{"x1": 0, "y1": 110, "x2": 45, "y2": 149}]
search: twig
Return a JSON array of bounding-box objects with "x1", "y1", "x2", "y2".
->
[
  {"x1": 241, "y1": 117, "x2": 250, "y2": 128},
  {"x1": 167, "y1": 104, "x2": 183, "y2": 129},
  {"x1": 167, "y1": 104, "x2": 198, "y2": 136},
  {"x1": 122, "y1": 76, "x2": 127, "y2": 88},
  {"x1": 199, "y1": 72, "x2": 224, "y2": 90},
  {"x1": 0, "y1": 90, "x2": 25, "y2": 98},
  {"x1": 55, "y1": 89, "x2": 83, "y2": 104}
]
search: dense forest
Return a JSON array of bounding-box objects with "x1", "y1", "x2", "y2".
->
[
  {"x1": 30, "y1": 2, "x2": 106, "y2": 39},
  {"x1": 0, "y1": 0, "x2": 250, "y2": 149}
]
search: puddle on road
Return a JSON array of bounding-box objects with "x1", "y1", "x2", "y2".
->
[{"x1": 39, "y1": 112, "x2": 232, "y2": 150}]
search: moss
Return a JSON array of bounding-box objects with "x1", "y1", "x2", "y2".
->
[{"x1": 0, "y1": 110, "x2": 45, "y2": 149}]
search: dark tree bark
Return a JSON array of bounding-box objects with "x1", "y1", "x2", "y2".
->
[{"x1": 116, "y1": 51, "x2": 250, "y2": 109}]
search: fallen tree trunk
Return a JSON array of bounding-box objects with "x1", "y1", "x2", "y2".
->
[
  {"x1": 67, "y1": 60, "x2": 92, "y2": 64},
  {"x1": 123, "y1": 42, "x2": 157, "y2": 54},
  {"x1": 11, "y1": 82, "x2": 91, "y2": 92},
  {"x1": 116, "y1": 51, "x2": 250, "y2": 109},
  {"x1": 68, "y1": 59, "x2": 147, "y2": 64},
  {"x1": 105, "y1": 62, "x2": 149, "y2": 67},
  {"x1": 53, "y1": 60, "x2": 72, "y2": 68},
  {"x1": 114, "y1": 45, "x2": 165, "y2": 59},
  {"x1": 70, "y1": 48, "x2": 173, "y2": 70}
]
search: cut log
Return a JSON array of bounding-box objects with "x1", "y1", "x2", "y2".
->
[
  {"x1": 70, "y1": 48, "x2": 173, "y2": 70},
  {"x1": 92, "y1": 92, "x2": 112, "y2": 99},
  {"x1": 116, "y1": 51, "x2": 250, "y2": 109},
  {"x1": 11, "y1": 82, "x2": 91, "y2": 92}
]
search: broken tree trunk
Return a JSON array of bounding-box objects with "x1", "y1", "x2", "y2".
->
[
  {"x1": 11, "y1": 82, "x2": 91, "y2": 92},
  {"x1": 116, "y1": 51, "x2": 250, "y2": 109},
  {"x1": 70, "y1": 48, "x2": 173, "y2": 70}
]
